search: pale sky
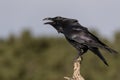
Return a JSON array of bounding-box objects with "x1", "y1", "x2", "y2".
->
[{"x1": 0, "y1": 0, "x2": 120, "y2": 38}]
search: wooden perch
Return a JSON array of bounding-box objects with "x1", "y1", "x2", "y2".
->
[{"x1": 64, "y1": 57, "x2": 85, "y2": 80}]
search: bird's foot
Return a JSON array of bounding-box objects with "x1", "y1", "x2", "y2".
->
[{"x1": 73, "y1": 55, "x2": 83, "y2": 64}]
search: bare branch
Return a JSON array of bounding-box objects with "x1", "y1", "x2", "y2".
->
[{"x1": 64, "y1": 57, "x2": 85, "y2": 80}]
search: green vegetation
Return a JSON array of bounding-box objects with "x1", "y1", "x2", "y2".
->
[{"x1": 0, "y1": 30, "x2": 120, "y2": 80}]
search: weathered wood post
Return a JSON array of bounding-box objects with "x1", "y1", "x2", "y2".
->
[{"x1": 64, "y1": 57, "x2": 85, "y2": 80}]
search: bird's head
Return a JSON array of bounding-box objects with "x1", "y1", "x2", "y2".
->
[
  {"x1": 43, "y1": 16, "x2": 79, "y2": 33},
  {"x1": 43, "y1": 16, "x2": 66, "y2": 33}
]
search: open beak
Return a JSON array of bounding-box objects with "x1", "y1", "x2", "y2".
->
[{"x1": 43, "y1": 17, "x2": 53, "y2": 24}]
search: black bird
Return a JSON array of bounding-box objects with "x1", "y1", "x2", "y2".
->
[{"x1": 43, "y1": 16, "x2": 118, "y2": 66}]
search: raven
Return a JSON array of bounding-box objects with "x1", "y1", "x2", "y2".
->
[{"x1": 43, "y1": 16, "x2": 118, "y2": 66}]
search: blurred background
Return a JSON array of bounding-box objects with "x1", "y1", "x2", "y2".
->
[{"x1": 0, "y1": 0, "x2": 120, "y2": 80}]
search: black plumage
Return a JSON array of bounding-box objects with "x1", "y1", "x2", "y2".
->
[{"x1": 43, "y1": 16, "x2": 118, "y2": 66}]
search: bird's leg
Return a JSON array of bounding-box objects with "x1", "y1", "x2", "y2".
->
[
  {"x1": 74, "y1": 50, "x2": 83, "y2": 62},
  {"x1": 78, "y1": 51, "x2": 83, "y2": 64}
]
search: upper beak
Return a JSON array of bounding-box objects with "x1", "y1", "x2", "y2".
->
[{"x1": 43, "y1": 17, "x2": 53, "y2": 21}]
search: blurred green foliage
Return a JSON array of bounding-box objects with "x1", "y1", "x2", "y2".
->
[{"x1": 0, "y1": 30, "x2": 120, "y2": 80}]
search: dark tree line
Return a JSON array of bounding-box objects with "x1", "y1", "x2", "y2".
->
[{"x1": 0, "y1": 30, "x2": 119, "y2": 80}]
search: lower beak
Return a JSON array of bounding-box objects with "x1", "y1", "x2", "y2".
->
[{"x1": 44, "y1": 22, "x2": 53, "y2": 24}]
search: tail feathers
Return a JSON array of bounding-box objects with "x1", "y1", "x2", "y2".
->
[
  {"x1": 90, "y1": 47, "x2": 109, "y2": 66},
  {"x1": 104, "y1": 46, "x2": 118, "y2": 54},
  {"x1": 96, "y1": 40, "x2": 118, "y2": 54}
]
